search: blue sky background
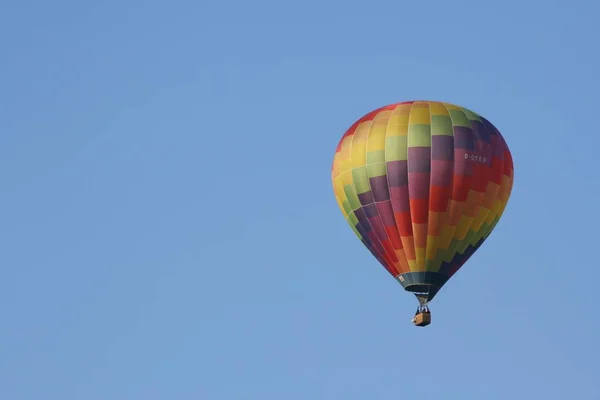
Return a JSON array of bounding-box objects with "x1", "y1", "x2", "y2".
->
[{"x1": 1, "y1": 0, "x2": 599, "y2": 399}]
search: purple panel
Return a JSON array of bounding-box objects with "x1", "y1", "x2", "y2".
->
[
  {"x1": 369, "y1": 175, "x2": 390, "y2": 202},
  {"x1": 367, "y1": 231, "x2": 386, "y2": 254},
  {"x1": 475, "y1": 139, "x2": 491, "y2": 153},
  {"x1": 408, "y1": 147, "x2": 431, "y2": 172},
  {"x1": 470, "y1": 120, "x2": 490, "y2": 143},
  {"x1": 408, "y1": 172, "x2": 430, "y2": 199},
  {"x1": 482, "y1": 118, "x2": 497, "y2": 138},
  {"x1": 453, "y1": 126, "x2": 475, "y2": 150},
  {"x1": 363, "y1": 203, "x2": 378, "y2": 218},
  {"x1": 369, "y1": 217, "x2": 388, "y2": 240},
  {"x1": 454, "y1": 150, "x2": 474, "y2": 176},
  {"x1": 431, "y1": 160, "x2": 453, "y2": 186},
  {"x1": 431, "y1": 135, "x2": 454, "y2": 161},
  {"x1": 360, "y1": 239, "x2": 376, "y2": 257},
  {"x1": 376, "y1": 201, "x2": 396, "y2": 227},
  {"x1": 358, "y1": 191, "x2": 374, "y2": 206},
  {"x1": 475, "y1": 142, "x2": 493, "y2": 166},
  {"x1": 386, "y1": 160, "x2": 408, "y2": 187},
  {"x1": 390, "y1": 186, "x2": 410, "y2": 212},
  {"x1": 481, "y1": 117, "x2": 500, "y2": 134},
  {"x1": 489, "y1": 131, "x2": 505, "y2": 159},
  {"x1": 482, "y1": 118, "x2": 505, "y2": 159},
  {"x1": 355, "y1": 224, "x2": 367, "y2": 238},
  {"x1": 354, "y1": 208, "x2": 372, "y2": 233}
]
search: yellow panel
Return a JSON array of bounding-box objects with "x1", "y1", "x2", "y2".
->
[
  {"x1": 366, "y1": 122, "x2": 387, "y2": 152},
  {"x1": 334, "y1": 178, "x2": 346, "y2": 200},
  {"x1": 437, "y1": 225, "x2": 455, "y2": 250},
  {"x1": 350, "y1": 123, "x2": 369, "y2": 167},
  {"x1": 341, "y1": 170, "x2": 353, "y2": 187},
  {"x1": 471, "y1": 207, "x2": 491, "y2": 231},
  {"x1": 427, "y1": 211, "x2": 445, "y2": 236},
  {"x1": 442, "y1": 102, "x2": 461, "y2": 110},
  {"x1": 373, "y1": 110, "x2": 393, "y2": 122},
  {"x1": 338, "y1": 158, "x2": 350, "y2": 175},
  {"x1": 429, "y1": 102, "x2": 450, "y2": 116},
  {"x1": 485, "y1": 201, "x2": 502, "y2": 224},
  {"x1": 482, "y1": 181, "x2": 500, "y2": 209},
  {"x1": 340, "y1": 135, "x2": 353, "y2": 152},
  {"x1": 408, "y1": 105, "x2": 431, "y2": 125},
  {"x1": 339, "y1": 137, "x2": 353, "y2": 173},
  {"x1": 415, "y1": 247, "x2": 426, "y2": 270},
  {"x1": 426, "y1": 235, "x2": 437, "y2": 259},
  {"x1": 332, "y1": 156, "x2": 340, "y2": 178},
  {"x1": 386, "y1": 124, "x2": 408, "y2": 137},
  {"x1": 455, "y1": 215, "x2": 475, "y2": 240},
  {"x1": 389, "y1": 104, "x2": 413, "y2": 126},
  {"x1": 407, "y1": 259, "x2": 417, "y2": 272}
]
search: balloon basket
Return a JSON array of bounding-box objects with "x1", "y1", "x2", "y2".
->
[{"x1": 413, "y1": 312, "x2": 431, "y2": 327}]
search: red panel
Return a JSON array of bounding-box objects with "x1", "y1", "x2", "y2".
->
[
  {"x1": 381, "y1": 240, "x2": 399, "y2": 263},
  {"x1": 409, "y1": 198, "x2": 429, "y2": 224},
  {"x1": 429, "y1": 185, "x2": 452, "y2": 212},
  {"x1": 451, "y1": 175, "x2": 472, "y2": 201},
  {"x1": 472, "y1": 163, "x2": 489, "y2": 192},
  {"x1": 503, "y1": 149, "x2": 513, "y2": 176},
  {"x1": 489, "y1": 156, "x2": 503, "y2": 184},
  {"x1": 384, "y1": 226, "x2": 403, "y2": 249},
  {"x1": 394, "y1": 211, "x2": 413, "y2": 236}
]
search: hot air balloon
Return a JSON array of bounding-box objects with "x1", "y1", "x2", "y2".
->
[{"x1": 331, "y1": 101, "x2": 514, "y2": 327}]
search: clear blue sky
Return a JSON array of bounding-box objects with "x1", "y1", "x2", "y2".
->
[{"x1": 1, "y1": 0, "x2": 598, "y2": 399}]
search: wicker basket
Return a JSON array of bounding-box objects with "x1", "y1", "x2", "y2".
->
[{"x1": 413, "y1": 312, "x2": 431, "y2": 327}]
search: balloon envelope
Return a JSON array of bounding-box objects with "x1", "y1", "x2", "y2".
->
[{"x1": 331, "y1": 101, "x2": 514, "y2": 304}]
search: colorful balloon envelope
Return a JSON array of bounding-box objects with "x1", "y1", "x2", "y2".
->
[{"x1": 331, "y1": 101, "x2": 514, "y2": 322}]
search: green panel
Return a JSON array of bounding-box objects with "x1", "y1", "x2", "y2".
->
[
  {"x1": 478, "y1": 221, "x2": 491, "y2": 234},
  {"x1": 441, "y1": 239, "x2": 461, "y2": 263},
  {"x1": 471, "y1": 220, "x2": 491, "y2": 244},
  {"x1": 367, "y1": 162, "x2": 387, "y2": 178},
  {"x1": 352, "y1": 167, "x2": 371, "y2": 194},
  {"x1": 366, "y1": 150, "x2": 385, "y2": 164},
  {"x1": 431, "y1": 115, "x2": 453, "y2": 136},
  {"x1": 350, "y1": 224, "x2": 362, "y2": 240},
  {"x1": 457, "y1": 229, "x2": 477, "y2": 254},
  {"x1": 425, "y1": 259, "x2": 442, "y2": 272},
  {"x1": 408, "y1": 124, "x2": 432, "y2": 147},
  {"x1": 343, "y1": 184, "x2": 361, "y2": 210},
  {"x1": 385, "y1": 136, "x2": 408, "y2": 161},
  {"x1": 449, "y1": 110, "x2": 471, "y2": 128},
  {"x1": 342, "y1": 199, "x2": 352, "y2": 215},
  {"x1": 461, "y1": 108, "x2": 482, "y2": 122},
  {"x1": 483, "y1": 217, "x2": 501, "y2": 238},
  {"x1": 348, "y1": 212, "x2": 359, "y2": 226}
]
